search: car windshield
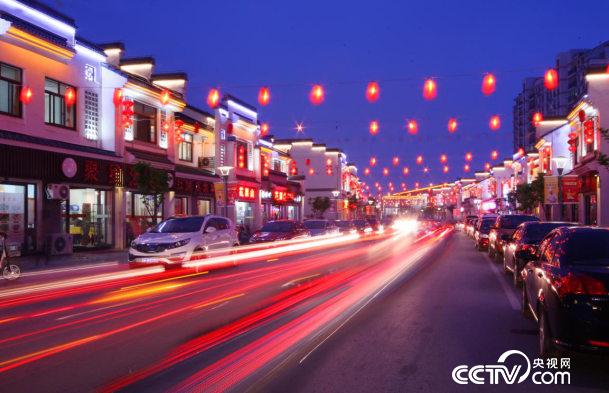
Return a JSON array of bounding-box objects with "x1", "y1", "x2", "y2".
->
[
  {"x1": 335, "y1": 221, "x2": 352, "y2": 227},
  {"x1": 564, "y1": 231, "x2": 609, "y2": 266},
  {"x1": 523, "y1": 223, "x2": 569, "y2": 243},
  {"x1": 479, "y1": 219, "x2": 494, "y2": 232},
  {"x1": 499, "y1": 215, "x2": 539, "y2": 229},
  {"x1": 260, "y1": 221, "x2": 295, "y2": 232},
  {"x1": 304, "y1": 221, "x2": 326, "y2": 229},
  {"x1": 150, "y1": 217, "x2": 205, "y2": 233}
]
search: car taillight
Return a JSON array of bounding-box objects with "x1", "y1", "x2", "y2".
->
[{"x1": 553, "y1": 273, "x2": 607, "y2": 298}]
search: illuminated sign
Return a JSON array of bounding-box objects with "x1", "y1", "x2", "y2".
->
[{"x1": 238, "y1": 186, "x2": 256, "y2": 201}]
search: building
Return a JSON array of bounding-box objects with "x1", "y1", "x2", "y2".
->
[{"x1": 513, "y1": 41, "x2": 609, "y2": 153}]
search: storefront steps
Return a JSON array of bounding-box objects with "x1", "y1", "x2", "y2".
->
[{"x1": 10, "y1": 249, "x2": 129, "y2": 273}]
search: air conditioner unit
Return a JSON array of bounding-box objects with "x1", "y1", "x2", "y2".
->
[
  {"x1": 46, "y1": 184, "x2": 70, "y2": 200},
  {"x1": 198, "y1": 156, "x2": 216, "y2": 172},
  {"x1": 46, "y1": 233, "x2": 73, "y2": 256}
]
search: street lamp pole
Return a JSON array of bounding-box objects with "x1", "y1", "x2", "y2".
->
[
  {"x1": 217, "y1": 166, "x2": 233, "y2": 219},
  {"x1": 552, "y1": 156, "x2": 568, "y2": 221},
  {"x1": 332, "y1": 190, "x2": 340, "y2": 220}
]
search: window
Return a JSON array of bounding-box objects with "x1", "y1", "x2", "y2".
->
[
  {"x1": 133, "y1": 101, "x2": 157, "y2": 143},
  {"x1": 0, "y1": 63, "x2": 22, "y2": 117},
  {"x1": 84, "y1": 91, "x2": 99, "y2": 140},
  {"x1": 179, "y1": 133, "x2": 193, "y2": 162},
  {"x1": 45, "y1": 78, "x2": 76, "y2": 128}
]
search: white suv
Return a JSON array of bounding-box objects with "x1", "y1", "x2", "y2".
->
[{"x1": 129, "y1": 215, "x2": 239, "y2": 268}]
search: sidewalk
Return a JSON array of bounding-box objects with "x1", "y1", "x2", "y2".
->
[{"x1": 12, "y1": 249, "x2": 129, "y2": 272}]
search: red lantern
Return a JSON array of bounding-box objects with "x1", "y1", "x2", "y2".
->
[
  {"x1": 305, "y1": 158, "x2": 311, "y2": 166},
  {"x1": 369, "y1": 120, "x2": 379, "y2": 135},
  {"x1": 366, "y1": 82, "x2": 380, "y2": 102},
  {"x1": 544, "y1": 69, "x2": 558, "y2": 90},
  {"x1": 465, "y1": 152, "x2": 473, "y2": 162},
  {"x1": 518, "y1": 147, "x2": 525, "y2": 156},
  {"x1": 416, "y1": 155, "x2": 423, "y2": 165},
  {"x1": 309, "y1": 168, "x2": 315, "y2": 175},
  {"x1": 207, "y1": 88, "x2": 220, "y2": 108},
  {"x1": 121, "y1": 99, "x2": 134, "y2": 129},
  {"x1": 326, "y1": 158, "x2": 332, "y2": 166},
  {"x1": 64, "y1": 87, "x2": 76, "y2": 107},
  {"x1": 423, "y1": 79, "x2": 437, "y2": 100},
  {"x1": 443, "y1": 165, "x2": 449, "y2": 174},
  {"x1": 369, "y1": 156, "x2": 377, "y2": 167},
  {"x1": 160, "y1": 90, "x2": 170, "y2": 106},
  {"x1": 383, "y1": 168, "x2": 389, "y2": 176},
  {"x1": 309, "y1": 84, "x2": 325, "y2": 105},
  {"x1": 485, "y1": 163, "x2": 491, "y2": 171},
  {"x1": 491, "y1": 150, "x2": 498, "y2": 160},
  {"x1": 423, "y1": 167, "x2": 429, "y2": 173},
  {"x1": 407, "y1": 120, "x2": 418, "y2": 135},
  {"x1": 578, "y1": 110, "x2": 586, "y2": 122},
  {"x1": 448, "y1": 118, "x2": 458, "y2": 133},
  {"x1": 112, "y1": 88, "x2": 123, "y2": 106},
  {"x1": 489, "y1": 115, "x2": 501, "y2": 130},
  {"x1": 260, "y1": 122, "x2": 270, "y2": 137},
  {"x1": 226, "y1": 121, "x2": 234, "y2": 134},
  {"x1": 402, "y1": 167, "x2": 409, "y2": 175},
  {"x1": 392, "y1": 156, "x2": 400, "y2": 166},
  {"x1": 583, "y1": 120, "x2": 595, "y2": 144},
  {"x1": 258, "y1": 87, "x2": 270, "y2": 106},
  {"x1": 464, "y1": 164, "x2": 470, "y2": 172},
  {"x1": 19, "y1": 86, "x2": 33, "y2": 104},
  {"x1": 440, "y1": 154, "x2": 447, "y2": 163},
  {"x1": 481, "y1": 73, "x2": 496, "y2": 95},
  {"x1": 414, "y1": 182, "x2": 420, "y2": 189},
  {"x1": 364, "y1": 167, "x2": 370, "y2": 176},
  {"x1": 532, "y1": 112, "x2": 543, "y2": 125}
]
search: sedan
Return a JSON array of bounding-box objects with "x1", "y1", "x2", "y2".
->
[
  {"x1": 503, "y1": 221, "x2": 573, "y2": 286},
  {"x1": 304, "y1": 219, "x2": 340, "y2": 237},
  {"x1": 473, "y1": 218, "x2": 495, "y2": 251},
  {"x1": 353, "y1": 219, "x2": 373, "y2": 235},
  {"x1": 522, "y1": 227, "x2": 609, "y2": 356},
  {"x1": 335, "y1": 220, "x2": 357, "y2": 234},
  {"x1": 488, "y1": 214, "x2": 540, "y2": 261},
  {"x1": 249, "y1": 220, "x2": 310, "y2": 243}
]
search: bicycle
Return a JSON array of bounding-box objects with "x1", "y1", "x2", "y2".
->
[{"x1": 0, "y1": 232, "x2": 21, "y2": 281}]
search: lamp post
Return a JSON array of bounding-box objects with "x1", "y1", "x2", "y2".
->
[
  {"x1": 332, "y1": 190, "x2": 341, "y2": 220},
  {"x1": 217, "y1": 166, "x2": 233, "y2": 218},
  {"x1": 552, "y1": 156, "x2": 568, "y2": 221}
]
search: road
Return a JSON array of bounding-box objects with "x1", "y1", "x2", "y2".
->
[{"x1": 2, "y1": 228, "x2": 608, "y2": 392}]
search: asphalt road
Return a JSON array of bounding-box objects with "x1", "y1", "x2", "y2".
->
[{"x1": 0, "y1": 228, "x2": 451, "y2": 393}]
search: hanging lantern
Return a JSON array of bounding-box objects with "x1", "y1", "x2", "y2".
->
[
  {"x1": 160, "y1": 90, "x2": 171, "y2": 106},
  {"x1": 309, "y1": 84, "x2": 325, "y2": 105},
  {"x1": 366, "y1": 81, "x2": 380, "y2": 102},
  {"x1": 260, "y1": 122, "x2": 270, "y2": 137},
  {"x1": 448, "y1": 118, "x2": 458, "y2": 133},
  {"x1": 465, "y1": 152, "x2": 473, "y2": 162},
  {"x1": 481, "y1": 73, "x2": 496, "y2": 95},
  {"x1": 112, "y1": 88, "x2": 123, "y2": 106},
  {"x1": 19, "y1": 86, "x2": 33, "y2": 104},
  {"x1": 518, "y1": 147, "x2": 525, "y2": 156},
  {"x1": 583, "y1": 120, "x2": 595, "y2": 144},
  {"x1": 416, "y1": 155, "x2": 423, "y2": 165},
  {"x1": 370, "y1": 156, "x2": 377, "y2": 167},
  {"x1": 485, "y1": 163, "x2": 491, "y2": 171},
  {"x1": 207, "y1": 88, "x2": 220, "y2": 108},
  {"x1": 440, "y1": 154, "x2": 447, "y2": 163},
  {"x1": 305, "y1": 158, "x2": 311, "y2": 166},
  {"x1": 491, "y1": 150, "x2": 498, "y2": 160},
  {"x1": 309, "y1": 168, "x2": 315, "y2": 175},
  {"x1": 258, "y1": 87, "x2": 271, "y2": 106},
  {"x1": 326, "y1": 158, "x2": 332, "y2": 165},
  {"x1": 64, "y1": 87, "x2": 76, "y2": 107},
  {"x1": 443, "y1": 165, "x2": 449, "y2": 173},
  {"x1": 489, "y1": 115, "x2": 501, "y2": 130},
  {"x1": 414, "y1": 182, "x2": 420, "y2": 189},
  {"x1": 226, "y1": 121, "x2": 234, "y2": 134},
  {"x1": 423, "y1": 167, "x2": 429, "y2": 173},
  {"x1": 402, "y1": 167, "x2": 409, "y2": 175},
  {"x1": 392, "y1": 156, "x2": 400, "y2": 166},
  {"x1": 544, "y1": 69, "x2": 558, "y2": 90},
  {"x1": 407, "y1": 120, "x2": 418, "y2": 135},
  {"x1": 369, "y1": 120, "x2": 379, "y2": 135},
  {"x1": 578, "y1": 110, "x2": 586, "y2": 122},
  {"x1": 464, "y1": 164, "x2": 470, "y2": 172},
  {"x1": 364, "y1": 167, "x2": 371, "y2": 176},
  {"x1": 401, "y1": 182, "x2": 406, "y2": 189},
  {"x1": 383, "y1": 168, "x2": 389, "y2": 176},
  {"x1": 532, "y1": 112, "x2": 543, "y2": 125},
  {"x1": 423, "y1": 78, "x2": 437, "y2": 100}
]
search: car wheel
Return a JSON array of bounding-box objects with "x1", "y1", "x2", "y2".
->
[
  {"x1": 521, "y1": 285, "x2": 532, "y2": 319},
  {"x1": 539, "y1": 310, "x2": 556, "y2": 358}
]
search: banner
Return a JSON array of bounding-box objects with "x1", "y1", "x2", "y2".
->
[
  {"x1": 544, "y1": 176, "x2": 559, "y2": 204},
  {"x1": 561, "y1": 176, "x2": 580, "y2": 204}
]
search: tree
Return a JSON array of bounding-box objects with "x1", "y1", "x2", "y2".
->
[
  {"x1": 132, "y1": 162, "x2": 169, "y2": 224},
  {"x1": 511, "y1": 173, "x2": 544, "y2": 213},
  {"x1": 311, "y1": 196, "x2": 331, "y2": 218}
]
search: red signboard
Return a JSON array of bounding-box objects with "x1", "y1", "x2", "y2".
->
[{"x1": 561, "y1": 176, "x2": 581, "y2": 204}]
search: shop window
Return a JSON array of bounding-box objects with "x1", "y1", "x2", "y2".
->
[
  {"x1": 196, "y1": 199, "x2": 211, "y2": 215},
  {"x1": 133, "y1": 101, "x2": 157, "y2": 143},
  {"x1": 67, "y1": 188, "x2": 112, "y2": 249},
  {"x1": 45, "y1": 78, "x2": 76, "y2": 129},
  {"x1": 126, "y1": 191, "x2": 163, "y2": 245},
  {"x1": 0, "y1": 62, "x2": 22, "y2": 117},
  {"x1": 174, "y1": 196, "x2": 189, "y2": 216},
  {"x1": 179, "y1": 133, "x2": 193, "y2": 162},
  {"x1": 84, "y1": 90, "x2": 99, "y2": 140}
]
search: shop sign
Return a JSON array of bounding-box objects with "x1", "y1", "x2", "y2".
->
[
  {"x1": 544, "y1": 176, "x2": 559, "y2": 204},
  {"x1": 561, "y1": 176, "x2": 581, "y2": 204},
  {"x1": 260, "y1": 190, "x2": 272, "y2": 200},
  {"x1": 238, "y1": 185, "x2": 257, "y2": 201}
]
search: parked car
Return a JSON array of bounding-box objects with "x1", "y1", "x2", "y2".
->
[
  {"x1": 335, "y1": 220, "x2": 356, "y2": 234},
  {"x1": 457, "y1": 215, "x2": 477, "y2": 232},
  {"x1": 249, "y1": 220, "x2": 310, "y2": 243},
  {"x1": 304, "y1": 219, "x2": 340, "y2": 236},
  {"x1": 488, "y1": 214, "x2": 540, "y2": 261},
  {"x1": 473, "y1": 218, "x2": 495, "y2": 250},
  {"x1": 353, "y1": 219, "x2": 373, "y2": 235},
  {"x1": 465, "y1": 217, "x2": 478, "y2": 238},
  {"x1": 503, "y1": 221, "x2": 573, "y2": 286},
  {"x1": 367, "y1": 217, "x2": 384, "y2": 233},
  {"x1": 129, "y1": 215, "x2": 238, "y2": 268},
  {"x1": 522, "y1": 227, "x2": 609, "y2": 356}
]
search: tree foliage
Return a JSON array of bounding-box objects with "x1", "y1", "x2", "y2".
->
[
  {"x1": 511, "y1": 173, "x2": 544, "y2": 213},
  {"x1": 311, "y1": 196, "x2": 331, "y2": 218},
  {"x1": 132, "y1": 162, "x2": 169, "y2": 222}
]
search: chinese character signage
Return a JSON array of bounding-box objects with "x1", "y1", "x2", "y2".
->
[{"x1": 561, "y1": 176, "x2": 580, "y2": 204}]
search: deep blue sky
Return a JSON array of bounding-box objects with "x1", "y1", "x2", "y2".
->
[{"x1": 49, "y1": 0, "x2": 609, "y2": 193}]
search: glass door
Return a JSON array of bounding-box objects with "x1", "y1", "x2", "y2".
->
[{"x1": 0, "y1": 183, "x2": 26, "y2": 256}]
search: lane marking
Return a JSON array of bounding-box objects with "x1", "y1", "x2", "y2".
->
[{"x1": 486, "y1": 255, "x2": 520, "y2": 311}]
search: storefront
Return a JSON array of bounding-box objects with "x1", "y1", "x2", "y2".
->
[
  {"x1": 260, "y1": 182, "x2": 303, "y2": 223},
  {"x1": 173, "y1": 175, "x2": 215, "y2": 218},
  {"x1": 580, "y1": 172, "x2": 599, "y2": 226},
  {"x1": 65, "y1": 187, "x2": 113, "y2": 250},
  {"x1": 0, "y1": 182, "x2": 37, "y2": 256}
]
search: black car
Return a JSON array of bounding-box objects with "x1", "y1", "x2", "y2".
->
[
  {"x1": 522, "y1": 227, "x2": 609, "y2": 356},
  {"x1": 488, "y1": 214, "x2": 539, "y2": 261},
  {"x1": 335, "y1": 220, "x2": 356, "y2": 234},
  {"x1": 353, "y1": 219, "x2": 373, "y2": 235},
  {"x1": 503, "y1": 221, "x2": 573, "y2": 286},
  {"x1": 473, "y1": 218, "x2": 495, "y2": 251}
]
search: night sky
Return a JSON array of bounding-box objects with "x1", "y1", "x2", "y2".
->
[{"x1": 48, "y1": 0, "x2": 609, "y2": 193}]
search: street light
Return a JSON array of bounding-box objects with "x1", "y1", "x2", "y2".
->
[
  {"x1": 332, "y1": 190, "x2": 341, "y2": 220},
  {"x1": 217, "y1": 166, "x2": 233, "y2": 218},
  {"x1": 552, "y1": 156, "x2": 568, "y2": 220}
]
